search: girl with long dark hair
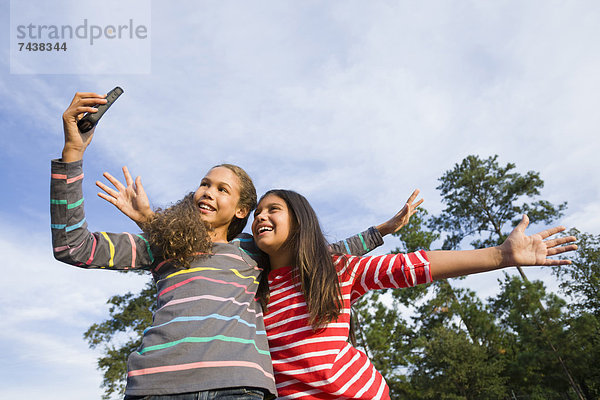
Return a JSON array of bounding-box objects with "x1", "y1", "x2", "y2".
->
[{"x1": 251, "y1": 189, "x2": 576, "y2": 400}]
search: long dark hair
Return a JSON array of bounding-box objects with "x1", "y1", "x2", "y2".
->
[{"x1": 260, "y1": 189, "x2": 343, "y2": 329}]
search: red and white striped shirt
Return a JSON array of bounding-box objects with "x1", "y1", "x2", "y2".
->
[{"x1": 265, "y1": 250, "x2": 431, "y2": 400}]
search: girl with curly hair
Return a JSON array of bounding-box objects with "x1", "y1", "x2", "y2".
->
[{"x1": 51, "y1": 92, "x2": 410, "y2": 400}]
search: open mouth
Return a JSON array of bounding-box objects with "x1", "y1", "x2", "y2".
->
[
  {"x1": 198, "y1": 202, "x2": 216, "y2": 213},
  {"x1": 257, "y1": 226, "x2": 273, "y2": 235}
]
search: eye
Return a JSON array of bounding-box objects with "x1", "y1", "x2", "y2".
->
[
  {"x1": 219, "y1": 187, "x2": 229, "y2": 194},
  {"x1": 199, "y1": 181, "x2": 208, "y2": 187}
]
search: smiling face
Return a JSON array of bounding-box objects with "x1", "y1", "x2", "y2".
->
[
  {"x1": 193, "y1": 166, "x2": 248, "y2": 242},
  {"x1": 252, "y1": 193, "x2": 295, "y2": 267}
]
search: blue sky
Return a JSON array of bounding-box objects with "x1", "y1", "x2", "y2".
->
[{"x1": 1, "y1": 1, "x2": 599, "y2": 398}]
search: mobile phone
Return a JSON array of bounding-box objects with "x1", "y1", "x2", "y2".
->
[{"x1": 77, "y1": 86, "x2": 124, "y2": 133}]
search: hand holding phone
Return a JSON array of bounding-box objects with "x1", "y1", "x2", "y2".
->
[{"x1": 77, "y1": 86, "x2": 124, "y2": 133}]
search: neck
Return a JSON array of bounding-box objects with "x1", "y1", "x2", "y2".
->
[
  {"x1": 209, "y1": 227, "x2": 229, "y2": 243},
  {"x1": 269, "y1": 249, "x2": 294, "y2": 270}
]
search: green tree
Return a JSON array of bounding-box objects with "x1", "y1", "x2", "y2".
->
[
  {"x1": 554, "y1": 229, "x2": 600, "y2": 317},
  {"x1": 352, "y1": 291, "x2": 415, "y2": 385},
  {"x1": 429, "y1": 154, "x2": 587, "y2": 399},
  {"x1": 432, "y1": 154, "x2": 566, "y2": 250},
  {"x1": 407, "y1": 325, "x2": 507, "y2": 400},
  {"x1": 402, "y1": 277, "x2": 507, "y2": 399},
  {"x1": 553, "y1": 229, "x2": 600, "y2": 398},
  {"x1": 490, "y1": 275, "x2": 575, "y2": 399},
  {"x1": 560, "y1": 312, "x2": 600, "y2": 399}
]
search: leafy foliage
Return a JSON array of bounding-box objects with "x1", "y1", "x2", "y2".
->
[
  {"x1": 408, "y1": 325, "x2": 507, "y2": 400},
  {"x1": 553, "y1": 228, "x2": 600, "y2": 317},
  {"x1": 432, "y1": 154, "x2": 566, "y2": 249}
]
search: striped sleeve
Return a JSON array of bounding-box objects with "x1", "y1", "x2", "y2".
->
[
  {"x1": 50, "y1": 159, "x2": 154, "y2": 270},
  {"x1": 335, "y1": 250, "x2": 431, "y2": 304},
  {"x1": 328, "y1": 226, "x2": 384, "y2": 256}
]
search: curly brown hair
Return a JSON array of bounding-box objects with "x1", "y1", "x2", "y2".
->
[{"x1": 141, "y1": 192, "x2": 212, "y2": 269}]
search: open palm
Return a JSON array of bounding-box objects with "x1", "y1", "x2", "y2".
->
[
  {"x1": 501, "y1": 215, "x2": 577, "y2": 267},
  {"x1": 96, "y1": 166, "x2": 153, "y2": 226}
]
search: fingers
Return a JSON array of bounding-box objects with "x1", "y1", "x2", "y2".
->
[
  {"x1": 542, "y1": 258, "x2": 573, "y2": 266},
  {"x1": 135, "y1": 175, "x2": 146, "y2": 195},
  {"x1": 73, "y1": 92, "x2": 106, "y2": 100},
  {"x1": 405, "y1": 189, "x2": 423, "y2": 216},
  {"x1": 122, "y1": 166, "x2": 134, "y2": 187},
  {"x1": 70, "y1": 95, "x2": 107, "y2": 111},
  {"x1": 75, "y1": 97, "x2": 107, "y2": 115},
  {"x1": 407, "y1": 199, "x2": 424, "y2": 218},
  {"x1": 536, "y1": 225, "x2": 567, "y2": 240},
  {"x1": 67, "y1": 92, "x2": 105, "y2": 106},
  {"x1": 78, "y1": 97, "x2": 107, "y2": 106},
  {"x1": 406, "y1": 189, "x2": 420, "y2": 204},
  {"x1": 97, "y1": 191, "x2": 117, "y2": 205},
  {"x1": 542, "y1": 234, "x2": 577, "y2": 263},
  {"x1": 96, "y1": 180, "x2": 120, "y2": 198},
  {"x1": 102, "y1": 171, "x2": 126, "y2": 191},
  {"x1": 64, "y1": 94, "x2": 107, "y2": 122},
  {"x1": 412, "y1": 198, "x2": 424, "y2": 209},
  {"x1": 544, "y1": 235, "x2": 577, "y2": 249},
  {"x1": 515, "y1": 214, "x2": 530, "y2": 233},
  {"x1": 546, "y1": 243, "x2": 578, "y2": 256}
]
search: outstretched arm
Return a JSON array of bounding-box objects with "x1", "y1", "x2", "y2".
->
[
  {"x1": 52, "y1": 92, "x2": 154, "y2": 270},
  {"x1": 96, "y1": 166, "x2": 154, "y2": 228},
  {"x1": 428, "y1": 215, "x2": 577, "y2": 280}
]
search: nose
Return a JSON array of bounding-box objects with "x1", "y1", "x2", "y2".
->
[
  {"x1": 254, "y1": 210, "x2": 267, "y2": 222},
  {"x1": 201, "y1": 186, "x2": 215, "y2": 200}
]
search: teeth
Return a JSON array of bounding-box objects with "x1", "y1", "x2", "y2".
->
[
  {"x1": 258, "y1": 226, "x2": 273, "y2": 233},
  {"x1": 198, "y1": 204, "x2": 215, "y2": 211}
]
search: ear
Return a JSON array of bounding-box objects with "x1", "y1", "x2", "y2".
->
[{"x1": 235, "y1": 207, "x2": 249, "y2": 220}]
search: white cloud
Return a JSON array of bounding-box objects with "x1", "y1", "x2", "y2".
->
[{"x1": 563, "y1": 201, "x2": 600, "y2": 234}]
